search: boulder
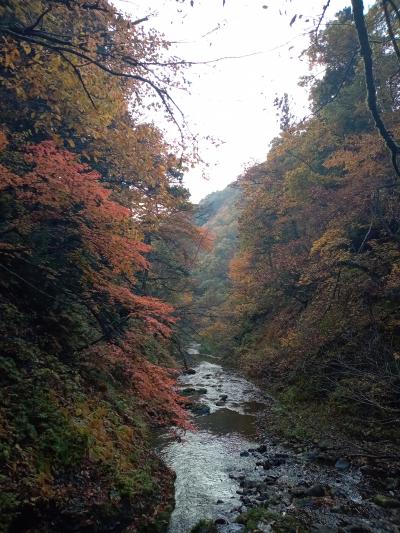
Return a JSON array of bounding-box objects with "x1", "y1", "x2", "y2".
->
[
  {"x1": 264, "y1": 476, "x2": 278, "y2": 485},
  {"x1": 294, "y1": 497, "x2": 315, "y2": 509},
  {"x1": 335, "y1": 458, "x2": 351, "y2": 472},
  {"x1": 291, "y1": 484, "x2": 325, "y2": 498},
  {"x1": 385, "y1": 477, "x2": 399, "y2": 491},
  {"x1": 373, "y1": 494, "x2": 400, "y2": 509},
  {"x1": 302, "y1": 449, "x2": 320, "y2": 462},
  {"x1": 311, "y1": 526, "x2": 337, "y2": 533},
  {"x1": 189, "y1": 403, "x2": 210, "y2": 416},
  {"x1": 262, "y1": 461, "x2": 273, "y2": 470},
  {"x1": 181, "y1": 387, "x2": 196, "y2": 396},
  {"x1": 271, "y1": 457, "x2": 285, "y2": 466},
  {"x1": 255, "y1": 522, "x2": 272, "y2": 533},
  {"x1": 306, "y1": 484, "x2": 326, "y2": 497},
  {"x1": 240, "y1": 479, "x2": 258, "y2": 489}
]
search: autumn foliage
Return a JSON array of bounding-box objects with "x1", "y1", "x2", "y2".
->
[
  {"x1": 0, "y1": 1, "x2": 199, "y2": 530},
  {"x1": 197, "y1": 6, "x2": 400, "y2": 444}
]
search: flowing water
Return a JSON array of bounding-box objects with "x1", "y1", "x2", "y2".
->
[
  {"x1": 158, "y1": 353, "x2": 397, "y2": 533},
  {"x1": 158, "y1": 359, "x2": 267, "y2": 533}
]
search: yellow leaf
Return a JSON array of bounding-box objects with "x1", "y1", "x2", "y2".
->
[{"x1": 22, "y1": 43, "x2": 31, "y2": 55}]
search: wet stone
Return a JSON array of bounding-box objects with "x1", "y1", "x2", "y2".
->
[
  {"x1": 373, "y1": 494, "x2": 400, "y2": 509},
  {"x1": 159, "y1": 359, "x2": 396, "y2": 533},
  {"x1": 240, "y1": 479, "x2": 258, "y2": 489},
  {"x1": 262, "y1": 461, "x2": 273, "y2": 470},
  {"x1": 271, "y1": 457, "x2": 285, "y2": 466},
  {"x1": 335, "y1": 458, "x2": 351, "y2": 472},
  {"x1": 223, "y1": 525, "x2": 245, "y2": 532},
  {"x1": 303, "y1": 449, "x2": 320, "y2": 462},
  {"x1": 189, "y1": 403, "x2": 211, "y2": 416},
  {"x1": 264, "y1": 476, "x2": 278, "y2": 485},
  {"x1": 305, "y1": 484, "x2": 326, "y2": 497},
  {"x1": 181, "y1": 387, "x2": 197, "y2": 396},
  {"x1": 343, "y1": 526, "x2": 373, "y2": 533},
  {"x1": 294, "y1": 497, "x2": 317, "y2": 509},
  {"x1": 385, "y1": 478, "x2": 399, "y2": 491}
]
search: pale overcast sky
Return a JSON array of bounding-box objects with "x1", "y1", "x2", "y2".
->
[{"x1": 114, "y1": 0, "x2": 350, "y2": 202}]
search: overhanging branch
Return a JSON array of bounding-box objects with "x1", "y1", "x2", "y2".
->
[{"x1": 351, "y1": 0, "x2": 400, "y2": 178}]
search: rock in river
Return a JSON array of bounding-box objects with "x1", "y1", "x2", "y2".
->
[
  {"x1": 189, "y1": 403, "x2": 211, "y2": 416},
  {"x1": 335, "y1": 458, "x2": 351, "y2": 472},
  {"x1": 181, "y1": 387, "x2": 197, "y2": 396}
]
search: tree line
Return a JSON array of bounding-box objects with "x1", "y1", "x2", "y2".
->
[
  {"x1": 0, "y1": 1, "x2": 204, "y2": 530},
  {"x1": 198, "y1": 3, "x2": 400, "y2": 444}
]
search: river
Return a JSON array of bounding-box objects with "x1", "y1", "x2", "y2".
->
[
  {"x1": 157, "y1": 354, "x2": 398, "y2": 533},
  {"x1": 158, "y1": 358, "x2": 266, "y2": 533}
]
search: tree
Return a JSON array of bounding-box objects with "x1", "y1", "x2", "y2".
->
[
  {"x1": 212, "y1": 3, "x2": 400, "y2": 441},
  {"x1": 0, "y1": 0, "x2": 184, "y2": 122},
  {"x1": 0, "y1": 3, "x2": 199, "y2": 528}
]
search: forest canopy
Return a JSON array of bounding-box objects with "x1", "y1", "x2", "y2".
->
[
  {"x1": 196, "y1": 1, "x2": 400, "y2": 444},
  {"x1": 0, "y1": 1, "x2": 204, "y2": 530},
  {"x1": 1, "y1": 0, "x2": 400, "y2": 531}
]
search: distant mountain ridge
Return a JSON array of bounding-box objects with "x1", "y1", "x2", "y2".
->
[{"x1": 191, "y1": 184, "x2": 240, "y2": 346}]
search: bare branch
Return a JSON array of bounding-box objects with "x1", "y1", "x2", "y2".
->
[
  {"x1": 314, "y1": 1, "x2": 331, "y2": 44},
  {"x1": 351, "y1": 0, "x2": 400, "y2": 178},
  {"x1": 59, "y1": 51, "x2": 97, "y2": 109},
  {"x1": 24, "y1": 7, "x2": 52, "y2": 33},
  {"x1": 387, "y1": 0, "x2": 400, "y2": 25},
  {"x1": 1, "y1": 28, "x2": 186, "y2": 139},
  {"x1": 382, "y1": 0, "x2": 400, "y2": 66}
]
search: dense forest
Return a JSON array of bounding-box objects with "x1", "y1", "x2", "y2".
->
[
  {"x1": 0, "y1": 0, "x2": 204, "y2": 530},
  {"x1": 1, "y1": 0, "x2": 400, "y2": 532},
  {"x1": 197, "y1": 4, "x2": 400, "y2": 447}
]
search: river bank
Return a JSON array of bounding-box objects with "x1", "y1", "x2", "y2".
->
[{"x1": 160, "y1": 354, "x2": 400, "y2": 533}]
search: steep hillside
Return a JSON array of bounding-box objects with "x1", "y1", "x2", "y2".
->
[{"x1": 212, "y1": 6, "x2": 400, "y2": 447}]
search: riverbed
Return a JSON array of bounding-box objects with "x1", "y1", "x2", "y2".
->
[{"x1": 158, "y1": 358, "x2": 399, "y2": 533}]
